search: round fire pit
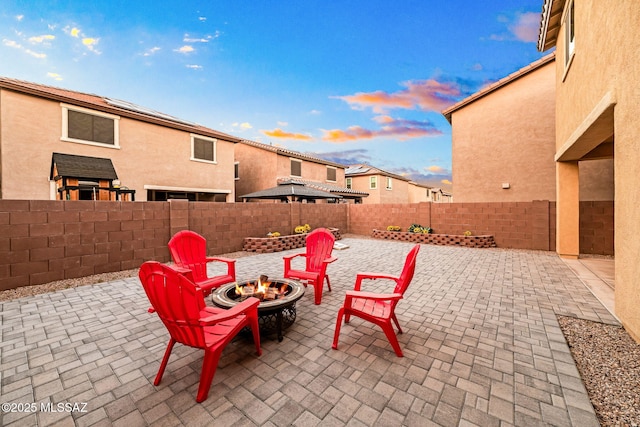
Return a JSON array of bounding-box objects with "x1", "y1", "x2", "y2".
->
[{"x1": 211, "y1": 278, "x2": 304, "y2": 342}]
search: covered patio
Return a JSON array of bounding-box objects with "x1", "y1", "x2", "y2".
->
[{"x1": 0, "y1": 238, "x2": 618, "y2": 426}]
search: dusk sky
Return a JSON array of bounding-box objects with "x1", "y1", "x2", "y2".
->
[{"x1": 0, "y1": 1, "x2": 547, "y2": 191}]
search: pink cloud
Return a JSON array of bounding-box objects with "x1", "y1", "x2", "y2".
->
[
  {"x1": 510, "y1": 12, "x2": 540, "y2": 43},
  {"x1": 335, "y1": 78, "x2": 461, "y2": 113},
  {"x1": 322, "y1": 116, "x2": 442, "y2": 143}
]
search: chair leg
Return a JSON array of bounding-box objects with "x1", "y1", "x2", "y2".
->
[
  {"x1": 381, "y1": 322, "x2": 403, "y2": 357},
  {"x1": 332, "y1": 307, "x2": 345, "y2": 350},
  {"x1": 391, "y1": 314, "x2": 404, "y2": 335},
  {"x1": 154, "y1": 338, "x2": 176, "y2": 386},
  {"x1": 325, "y1": 275, "x2": 332, "y2": 292},
  {"x1": 314, "y1": 281, "x2": 322, "y2": 305},
  {"x1": 249, "y1": 316, "x2": 262, "y2": 356},
  {"x1": 196, "y1": 348, "x2": 223, "y2": 403}
]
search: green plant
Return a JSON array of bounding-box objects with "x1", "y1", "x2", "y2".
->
[
  {"x1": 408, "y1": 224, "x2": 432, "y2": 234},
  {"x1": 463, "y1": 230, "x2": 472, "y2": 236},
  {"x1": 386, "y1": 225, "x2": 401, "y2": 232}
]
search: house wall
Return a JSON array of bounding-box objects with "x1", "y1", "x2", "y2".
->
[
  {"x1": 234, "y1": 143, "x2": 346, "y2": 202},
  {"x1": 0, "y1": 199, "x2": 613, "y2": 291},
  {"x1": 349, "y1": 174, "x2": 410, "y2": 204},
  {"x1": 451, "y1": 61, "x2": 557, "y2": 202},
  {"x1": 408, "y1": 184, "x2": 431, "y2": 203},
  {"x1": 0, "y1": 90, "x2": 236, "y2": 201},
  {"x1": 551, "y1": 0, "x2": 640, "y2": 341}
]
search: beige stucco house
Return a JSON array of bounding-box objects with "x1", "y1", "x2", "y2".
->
[
  {"x1": 538, "y1": 0, "x2": 640, "y2": 341},
  {"x1": 345, "y1": 164, "x2": 411, "y2": 204},
  {"x1": 234, "y1": 139, "x2": 367, "y2": 203},
  {"x1": 0, "y1": 77, "x2": 240, "y2": 202},
  {"x1": 443, "y1": 53, "x2": 613, "y2": 203}
]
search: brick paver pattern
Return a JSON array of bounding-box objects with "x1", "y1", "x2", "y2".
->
[{"x1": 0, "y1": 238, "x2": 617, "y2": 426}]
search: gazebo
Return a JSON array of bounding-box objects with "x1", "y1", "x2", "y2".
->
[{"x1": 240, "y1": 180, "x2": 342, "y2": 203}]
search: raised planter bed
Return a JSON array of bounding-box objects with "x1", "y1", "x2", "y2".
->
[
  {"x1": 372, "y1": 229, "x2": 496, "y2": 248},
  {"x1": 243, "y1": 228, "x2": 342, "y2": 253}
]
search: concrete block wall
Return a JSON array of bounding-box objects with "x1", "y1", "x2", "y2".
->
[{"x1": 580, "y1": 201, "x2": 614, "y2": 255}]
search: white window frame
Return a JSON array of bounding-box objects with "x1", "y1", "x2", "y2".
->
[
  {"x1": 346, "y1": 177, "x2": 352, "y2": 189},
  {"x1": 370, "y1": 176, "x2": 377, "y2": 190},
  {"x1": 290, "y1": 158, "x2": 302, "y2": 177},
  {"x1": 385, "y1": 177, "x2": 393, "y2": 190},
  {"x1": 326, "y1": 166, "x2": 337, "y2": 182},
  {"x1": 61, "y1": 104, "x2": 120, "y2": 149},
  {"x1": 562, "y1": 0, "x2": 575, "y2": 76},
  {"x1": 191, "y1": 134, "x2": 217, "y2": 164}
]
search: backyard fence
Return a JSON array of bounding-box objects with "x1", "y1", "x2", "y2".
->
[{"x1": 0, "y1": 199, "x2": 613, "y2": 290}]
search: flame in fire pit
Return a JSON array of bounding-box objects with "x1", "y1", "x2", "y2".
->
[{"x1": 234, "y1": 275, "x2": 287, "y2": 301}]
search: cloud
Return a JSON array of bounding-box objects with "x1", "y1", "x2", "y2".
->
[
  {"x1": 426, "y1": 165, "x2": 447, "y2": 173},
  {"x1": 262, "y1": 128, "x2": 313, "y2": 140},
  {"x1": 3, "y1": 38, "x2": 46, "y2": 58},
  {"x1": 309, "y1": 109, "x2": 322, "y2": 115},
  {"x1": 47, "y1": 72, "x2": 63, "y2": 81},
  {"x1": 388, "y1": 166, "x2": 453, "y2": 190},
  {"x1": 311, "y1": 149, "x2": 372, "y2": 166},
  {"x1": 441, "y1": 179, "x2": 452, "y2": 185},
  {"x1": 322, "y1": 115, "x2": 442, "y2": 143},
  {"x1": 471, "y1": 63, "x2": 483, "y2": 71},
  {"x1": 63, "y1": 26, "x2": 100, "y2": 53},
  {"x1": 335, "y1": 78, "x2": 462, "y2": 113},
  {"x1": 233, "y1": 122, "x2": 253, "y2": 129},
  {"x1": 277, "y1": 121, "x2": 288, "y2": 127},
  {"x1": 199, "y1": 17, "x2": 207, "y2": 22},
  {"x1": 69, "y1": 27, "x2": 80, "y2": 38},
  {"x1": 510, "y1": 12, "x2": 541, "y2": 43},
  {"x1": 82, "y1": 37, "x2": 99, "y2": 52},
  {"x1": 183, "y1": 34, "x2": 213, "y2": 43},
  {"x1": 143, "y1": 46, "x2": 161, "y2": 56},
  {"x1": 28, "y1": 34, "x2": 55, "y2": 44},
  {"x1": 175, "y1": 45, "x2": 194, "y2": 54},
  {"x1": 16, "y1": 15, "x2": 24, "y2": 22},
  {"x1": 186, "y1": 64, "x2": 202, "y2": 70}
]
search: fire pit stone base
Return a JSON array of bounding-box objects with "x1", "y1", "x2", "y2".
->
[{"x1": 243, "y1": 228, "x2": 341, "y2": 253}]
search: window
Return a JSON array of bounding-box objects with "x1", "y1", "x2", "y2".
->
[
  {"x1": 291, "y1": 159, "x2": 302, "y2": 177},
  {"x1": 346, "y1": 177, "x2": 352, "y2": 189},
  {"x1": 234, "y1": 162, "x2": 239, "y2": 180},
  {"x1": 370, "y1": 176, "x2": 377, "y2": 189},
  {"x1": 62, "y1": 104, "x2": 119, "y2": 148},
  {"x1": 386, "y1": 177, "x2": 392, "y2": 190},
  {"x1": 564, "y1": 0, "x2": 575, "y2": 69},
  {"x1": 191, "y1": 135, "x2": 216, "y2": 163},
  {"x1": 326, "y1": 166, "x2": 337, "y2": 182}
]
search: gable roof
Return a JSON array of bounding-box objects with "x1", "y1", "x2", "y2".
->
[
  {"x1": 0, "y1": 77, "x2": 241, "y2": 143},
  {"x1": 240, "y1": 139, "x2": 346, "y2": 168},
  {"x1": 277, "y1": 177, "x2": 369, "y2": 197},
  {"x1": 51, "y1": 152, "x2": 118, "y2": 180},
  {"x1": 345, "y1": 164, "x2": 410, "y2": 182},
  {"x1": 241, "y1": 180, "x2": 342, "y2": 200},
  {"x1": 442, "y1": 53, "x2": 555, "y2": 122},
  {"x1": 538, "y1": 0, "x2": 566, "y2": 52}
]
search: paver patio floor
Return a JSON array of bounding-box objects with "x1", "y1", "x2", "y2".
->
[{"x1": 0, "y1": 238, "x2": 618, "y2": 426}]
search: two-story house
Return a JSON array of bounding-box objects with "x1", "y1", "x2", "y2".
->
[
  {"x1": 345, "y1": 164, "x2": 411, "y2": 204},
  {"x1": 537, "y1": 0, "x2": 640, "y2": 341},
  {"x1": 234, "y1": 139, "x2": 368, "y2": 203},
  {"x1": 0, "y1": 77, "x2": 240, "y2": 202}
]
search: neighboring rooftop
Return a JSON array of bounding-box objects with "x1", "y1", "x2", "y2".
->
[
  {"x1": 276, "y1": 178, "x2": 369, "y2": 197},
  {"x1": 50, "y1": 152, "x2": 118, "y2": 181},
  {"x1": 240, "y1": 139, "x2": 346, "y2": 169},
  {"x1": 345, "y1": 164, "x2": 411, "y2": 182},
  {"x1": 0, "y1": 76, "x2": 241, "y2": 142},
  {"x1": 538, "y1": 0, "x2": 565, "y2": 51},
  {"x1": 441, "y1": 52, "x2": 555, "y2": 122}
]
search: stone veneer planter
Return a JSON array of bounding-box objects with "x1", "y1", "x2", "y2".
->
[
  {"x1": 372, "y1": 229, "x2": 496, "y2": 248},
  {"x1": 243, "y1": 228, "x2": 342, "y2": 253}
]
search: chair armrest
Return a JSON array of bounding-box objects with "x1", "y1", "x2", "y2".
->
[
  {"x1": 345, "y1": 291, "x2": 403, "y2": 301},
  {"x1": 324, "y1": 256, "x2": 338, "y2": 264},
  {"x1": 283, "y1": 253, "x2": 305, "y2": 261},
  {"x1": 354, "y1": 272, "x2": 399, "y2": 290},
  {"x1": 206, "y1": 256, "x2": 236, "y2": 265},
  {"x1": 200, "y1": 297, "x2": 260, "y2": 324}
]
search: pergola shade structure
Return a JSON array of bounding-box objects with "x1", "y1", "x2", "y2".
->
[{"x1": 241, "y1": 181, "x2": 342, "y2": 203}]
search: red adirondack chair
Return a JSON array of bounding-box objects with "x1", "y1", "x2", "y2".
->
[
  {"x1": 139, "y1": 261, "x2": 261, "y2": 402},
  {"x1": 283, "y1": 228, "x2": 337, "y2": 305},
  {"x1": 332, "y1": 244, "x2": 420, "y2": 357},
  {"x1": 168, "y1": 230, "x2": 236, "y2": 296}
]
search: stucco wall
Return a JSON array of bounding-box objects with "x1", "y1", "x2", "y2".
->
[
  {"x1": 348, "y1": 174, "x2": 409, "y2": 204},
  {"x1": 0, "y1": 90, "x2": 237, "y2": 201},
  {"x1": 552, "y1": 0, "x2": 640, "y2": 341},
  {"x1": 450, "y1": 61, "x2": 557, "y2": 202}
]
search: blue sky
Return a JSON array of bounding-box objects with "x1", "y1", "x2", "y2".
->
[{"x1": 0, "y1": 1, "x2": 546, "y2": 191}]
